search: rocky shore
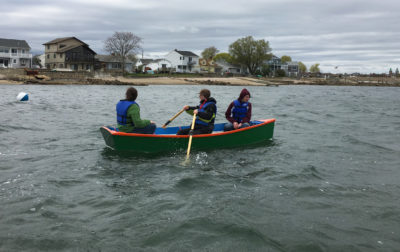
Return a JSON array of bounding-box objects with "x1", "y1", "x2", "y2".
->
[{"x1": 1, "y1": 72, "x2": 400, "y2": 87}]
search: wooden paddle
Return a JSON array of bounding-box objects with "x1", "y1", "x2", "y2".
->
[
  {"x1": 185, "y1": 113, "x2": 197, "y2": 162},
  {"x1": 162, "y1": 109, "x2": 185, "y2": 128}
]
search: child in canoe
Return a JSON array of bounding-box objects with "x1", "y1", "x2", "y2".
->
[
  {"x1": 224, "y1": 88, "x2": 252, "y2": 131},
  {"x1": 177, "y1": 89, "x2": 217, "y2": 135}
]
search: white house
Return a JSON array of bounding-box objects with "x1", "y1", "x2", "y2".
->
[
  {"x1": 146, "y1": 59, "x2": 172, "y2": 73},
  {"x1": 0, "y1": 38, "x2": 32, "y2": 68},
  {"x1": 215, "y1": 59, "x2": 243, "y2": 74},
  {"x1": 135, "y1": 58, "x2": 153, "y2": 69},
  {"x1": 164, "y1": 49, "x2": 199, "y2": 73},
  {"x1": 135, "y1": 58, "x2": 173, "y2": 73}
]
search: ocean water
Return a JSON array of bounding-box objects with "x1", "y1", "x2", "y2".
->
[{"x1": 0, "y1": 84, "x2": 399, "y2": 251}]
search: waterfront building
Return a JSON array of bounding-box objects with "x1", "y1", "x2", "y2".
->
[
  {"x1": 264, "y1": 55, "x2": 299, "y2": 77},
  {"x1": 164, "y1": 49, "x2": 199, "y2": 73},
  {"x1": 199, "y1": 58, "x2": 222, "y2": 73},
  {"x1": 0, "y1": 38, "x2": 32, "y2": 68},
  {"x1": 95, "y1": 55, "x2": 135, "y2": 73},
  {"x1": 43, "y1": 37, "x2": 96, "y2": 71}
]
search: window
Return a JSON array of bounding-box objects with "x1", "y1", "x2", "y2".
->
[
  {"x1": 59, "y1": 64, "x2": 64, "y2": 68},
  {"x1": 53, "y1": 53, "x2": 56, "y2": 58},
  {"x1": 86, "y1": 64, "x2": 90, "y2": 70},
  {"x1": 112, "y1": 63, "x2": 121, "y2": 69},
  {"x1": 22, "y1": 49, "x2": 25, "y2": 54},
  {"x1": 60, "y1": 53, "x2": 63, "y2": 58},
  {"x1": 47, "y1": 54, "x2": 50, "y2": 59},
  {"x1": 189, "y1": 57, "x2": 192, "y2": 62},
  {"x1": 47, "y1": 45, "x2": 50, "y2": 49},
  {"x1": 13, "y1": 59, "x2": 17, "y2": 63},
  {"x1": 59, "y1": 44, "x2": 66, "y2": 49},
  {"x1": 11, "y1": 49, "x2": 17, "y2": 54}
]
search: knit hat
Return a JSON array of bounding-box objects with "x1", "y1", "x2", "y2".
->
[{"x1": 238, "y1": 88, "x2": 251, "y2": 100}]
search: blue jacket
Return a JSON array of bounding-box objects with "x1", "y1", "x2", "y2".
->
[
  {"x1": 187, "y1": 97, "x2": 217, "y2": 127},
  {"x1": 232, "y1": 99, "x2": 249, "y2": 123},
  {"x1": 116, "y1": 100, "x2": 138, "y2": 126},
  {"x1": 195, "y1": 100, "x2": 217, "y2": 126}
]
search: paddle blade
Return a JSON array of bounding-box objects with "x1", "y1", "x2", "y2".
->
[{"x1": 184, "y1": 114, "x2": 197, "y2": 163}]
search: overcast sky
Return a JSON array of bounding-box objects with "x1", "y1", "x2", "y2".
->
[{"x1": 2, "y1": 0, "x2": 400, "y2": 73}]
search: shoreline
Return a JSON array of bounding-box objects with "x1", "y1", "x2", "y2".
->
[{"x1": 1, "y1": 76, "x2": 400, "y2": 87}]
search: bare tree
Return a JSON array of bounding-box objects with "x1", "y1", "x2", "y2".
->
[{"x1": 104, "y1": 32, "x2": 142, "y2": 75}]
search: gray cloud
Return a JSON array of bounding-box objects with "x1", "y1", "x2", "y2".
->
[{"x1": 2, "y1": 0, "x2": 400, "y2": 73}]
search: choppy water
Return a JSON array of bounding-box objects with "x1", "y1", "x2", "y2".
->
[{"x1": 1, "y1": 84, "x2": 400, "y2": 251}]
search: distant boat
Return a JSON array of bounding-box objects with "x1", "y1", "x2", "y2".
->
[{"x1": 100, "y1": 119, "x2": 275, "y2": 153}]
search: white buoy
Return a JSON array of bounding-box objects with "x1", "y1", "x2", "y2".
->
[{"x1": 16, "y1": 92, "x2": 29, "y2": 101}]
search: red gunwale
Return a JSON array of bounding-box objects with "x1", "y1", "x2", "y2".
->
[{"x1": 102, "y1": 118, "x2": 275, "y2": 138}]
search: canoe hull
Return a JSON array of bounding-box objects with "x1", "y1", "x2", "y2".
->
[{"x1": 100, "y1": 119, "x2": 275, "y2": 153}]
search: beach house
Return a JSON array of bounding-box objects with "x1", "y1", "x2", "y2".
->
[
  {"x1": 214, "y1": 59, "x2": 244, "y2": 75},
  {"x1": 165, "y1": 49, "x2": 199, "y2": 73},
  {"x1": 135, "y1": 58, "x2": 173, "y2": 73},
  {"x1": 0, "y1": 38, "x2": 32, "y2": 68},
  {"x1": 199, "y1": 58, "x2": 222, "y2": 74},
  {"x1": 265, "y1": 55, "x2": 299, "y2": 77},
  {"x1": 43, "y1": 37, "x2": 96, "y2": 71},
  {"x1": 95, "y1": 55, "x2": 135, "y2": 73}
]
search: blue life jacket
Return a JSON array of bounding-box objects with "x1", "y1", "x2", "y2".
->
[
  {"x1": 195, "y1": 101, "x2": 217, "y2": 126},
  {"x1": 232, "y1": 99, "x2": 249, "y2": 123},
  {"x1": 116, "y1": 100, "x2": 138, "y2": 126}
]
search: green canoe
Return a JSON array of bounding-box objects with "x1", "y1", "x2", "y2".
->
[{"x1": 100, "y1": 119, "x2": 275, "y2": 153}]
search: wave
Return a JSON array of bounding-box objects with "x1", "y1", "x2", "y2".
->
[{"x1": 342, "y1": 135, "x2": 400, "y2": 152}]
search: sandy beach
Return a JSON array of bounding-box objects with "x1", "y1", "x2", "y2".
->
[{"x1": 1, "y1": 75, "x2": 400, "y2": 86}]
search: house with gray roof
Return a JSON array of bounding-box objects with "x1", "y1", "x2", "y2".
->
[
  {"x1": 264, "y1": 55, "x2": 299, "y2": 77},
  {"x1": 214, "y1": 59, "x2": 243, "y2": 75},
  {"x1": 165, "y1": 49, "x2": 199, "y2": 73},
  {"x1": 0, "y1": 38, "x2": 32, "y2": 68},
  {"x1": 43, "y1": 37, "x2": 96, "y2": 71},
  {"x1": 95, "y1": 54, "x2": 135, "y2": 73}
]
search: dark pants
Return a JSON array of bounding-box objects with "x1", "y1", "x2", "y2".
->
[
  {"x1": 177, "y1": 124, "x2": 213, "y2": 135},
  {"x1": 224, "y1": 122, "x2": 250, "y2": 131},
  {"x1": 131, "y1": 123, "x2": 156, "y2": 134}
]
